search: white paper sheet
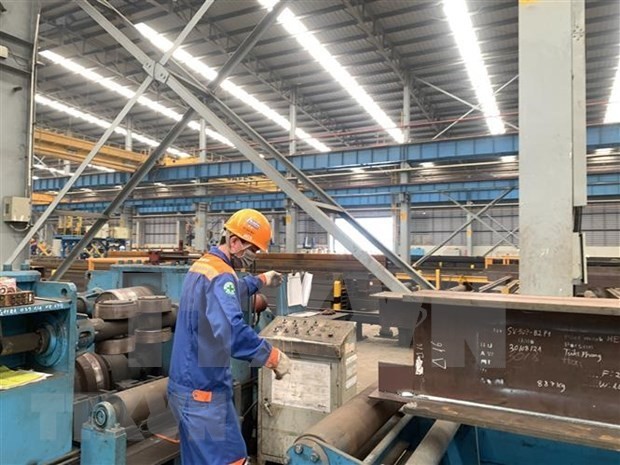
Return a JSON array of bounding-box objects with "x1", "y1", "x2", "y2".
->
[
  {"x1": 287, "y1": 272, "x2": 303, "y2": 306},
  {"x1": 301, "y1": 272, "x2": 313, "y2": 307}
]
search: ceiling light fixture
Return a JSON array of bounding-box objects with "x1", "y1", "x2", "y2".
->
[
  {"x1": 350, "y1": 167, "x2": 365, "y2": 173},
  {"x1": 39, "y1": 50, "x2": 233, "y2": 150},
  {"x1": 500, "y1": 155, "x2": 517, "y2": 163},
  {"x1": 255, "y1": 1, "x2": 404, "y2": 144},
  {"x1": 135, "y1": 23, "x2": 330, "y2": 153},
  {"x1": 420, "y1": 162, "x2": 435, "y2": 168},
  {"x1": 442, "y1": 0, "x2": 506, "y2": 135},
  {"x1": 35, "y1": 94, "x2": 191, "y2": 159}
]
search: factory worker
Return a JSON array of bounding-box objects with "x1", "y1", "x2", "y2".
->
[{"x1": 167, "y1": 208, "x2": 290, "y2": 465}]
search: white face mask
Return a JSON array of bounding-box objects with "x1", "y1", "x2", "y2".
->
[{"x1": 228, "y1": 233, "x2": 257, "y2": 269}]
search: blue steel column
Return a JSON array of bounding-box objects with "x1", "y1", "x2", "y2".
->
[
  {"x1": 0, "y1": 2, "x2": 37, "y2": 264},
  {"x1": 519, "y1": 0, "x2": 586, "y2": 296}
]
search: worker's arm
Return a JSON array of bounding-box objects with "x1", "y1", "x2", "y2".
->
[
  {"x1": 211, "y1": 274, "x2": 275, "y2": 366},
  {"x1": 239, "y1": 270, "x2": 283, "y2": 296},
  {"x1": 239, "y1": 274, "x2": 263, "y2": 296}
]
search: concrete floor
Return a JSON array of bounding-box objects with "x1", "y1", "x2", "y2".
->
[{"x1": 355, "y1": 324, "x2": 412, "y2": 392}]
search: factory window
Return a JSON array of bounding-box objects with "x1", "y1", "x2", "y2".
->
[{"x1": 331, "y1": 217, "x2": 394, "y2": 254}]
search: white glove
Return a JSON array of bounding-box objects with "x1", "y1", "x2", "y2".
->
[
  {"x1": 273, "y1": 350, "x2": 291, "y2": 380},
  {"x1": 261, "y1": 270, "x2": 283, "y2": 287}
]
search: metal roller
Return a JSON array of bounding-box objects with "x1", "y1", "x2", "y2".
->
[
  {"x1": 94, "y1": 377, "x2": 169, "y2": 428},
  {"x1": 295, "y1": 385, "x2": 402, "y2": 458},
  {"x1": 135, "y1": 327, "x2": 172, "y2": 344},
  {"x1": 91, "y1": 318, "x2": 129, "y2": 341},
  {"x1": 94, "y1": 300, "x2": 139, "y2": 320},
  {"x1": 137, "y1": 295, "x2": 172, "y2": 314},
  {"x1": 75, "y1": 352, "x2": 111, "y2": 392},
  {"x1": 404, "y1": 420, "x2": 460, "y2": 465},
  {"x1": 0, "y1": 330, "x2": 48, "y2": 356},
  {"x1": 137, "y1": 305, "x2": 177, "y2": 330},
  {"x1": 97, "y1": 286, "x2": 154, "y2": 302},
  {"x1": 96, "y1": 335, "x2": 136, "y2": 355},
  {"x1": 74, "y1": 353, "x2": 144, "y2": 392}
]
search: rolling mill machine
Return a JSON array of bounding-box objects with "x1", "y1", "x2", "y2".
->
[
  {"x1": 285, "y1": 291, "x2": 620, "y2": 465},
  {"x1": 1, "y1": 262, "x2": 619, "y2": 465},
  {"x1": 0, "y1": 263, "x2": 355, "y2": 464},
  {"x1": 0, "y1": 264, "x2": 266, "y2": 464}
]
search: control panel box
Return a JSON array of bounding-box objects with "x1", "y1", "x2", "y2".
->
[
  {"x1": 3, "y1": 196, "x2": 31, "y2": 223},
  {"x1": 258, "y1": 316, "x2": 357, "y2": 464}
]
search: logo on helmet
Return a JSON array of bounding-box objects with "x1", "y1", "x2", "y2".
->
[{"x1": 246, "y1": 218, "x2": 261, "y2": 230}]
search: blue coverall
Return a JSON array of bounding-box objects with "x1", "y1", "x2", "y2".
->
[{"x1": 168, "y1": 247, "x2": 275, "y2": 464}]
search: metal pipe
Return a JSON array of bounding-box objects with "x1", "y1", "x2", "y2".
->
[
  {"x1": 105, "y1": 377, "x2": 169, "y2": 427},
  {"x1": 26, "y1": 9, "x2": 41, "y2": 199},
  {"x1": 0, "y1": 331, "x2": 45, "y2": 356},
  {"x1": 362, "y1": 414, "x2": 414, "y2": 464},
  {"x1": 296, "y1": 385, "x2": 402, "y2": 458},
  {"x1": 404, "y1": 420, "x2": 460, "y2": 465},
  {"x1": 91, "y1": 318, "x2": 128, "y2": 342}
]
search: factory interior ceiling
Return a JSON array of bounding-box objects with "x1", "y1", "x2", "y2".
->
[{"x1": 33, "y1": 0, "x2": 620, "y2": 199}]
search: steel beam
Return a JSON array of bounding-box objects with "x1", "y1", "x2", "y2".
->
[
  {"x1": 414, "y1": 188, "x2": 514, "y2": 267},
  {"x1": 398, "y1": 166, "x2": 410, "y2": 262},
  {"x1": 285, "y1": 200, "x2": 298, "y2": 253},
  {"x1": 50, "y1": 110, "x2": 195, "y2": 280},
  {"x1": 166, "y1": 76, "x2": 416, "y2": 292},
  {"x1": 341, "y1": 0, "x2": 440, "y2": 131},
  {"x1": 375, "y1": 290, "x2": 620, "y2": 450},
  {"x1": 202, "y1": 87, "x2": 432, "y2": 289},
  {"x1": 403, "y1": 83, "x2": 411, "y2": 142},
  {"x1": 207, "y1": 0, "x2": 290, "y2": 91},
  {"x1": 519, "y1": 0, "x2": 586, "y2": 296},
  {"x1": 483, "y1": 227, "x2": 519, "y2": 257},
  {"x1": 416, "y1": 77, "x2": 519, "y2": 132},
  {"x1": 4, "y1": 0, "x2": 214, "y2": 268},
  {"x1": 159, "y1": 1, "x2": 354, "y2": 147},
  {"x1": 5, "y1": 77, "x2": 154, "y2": 267},
  {"x1": 289, "y1": 88, "x2": 297, "y2": 156},
  {"x1": 432, "y1": 75, "x2": 518, "y2": 140},
  {"x1": 443, "y1": 193, "x2": 518, "y2": 246}
]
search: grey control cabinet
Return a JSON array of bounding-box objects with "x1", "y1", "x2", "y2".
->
[{"x1": 258, "y1": 316, "x2": 357, "y2": 464}]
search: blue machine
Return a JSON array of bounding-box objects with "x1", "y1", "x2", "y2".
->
[
  {"x1": 285, "y1": 395, "x2": 620, "y2": 465},
  {"x1": 0, "y1": 269, "x2": 77, "y2": 464},
  {"x1": 77, "y1": 264, "x2": 276, "y2": 465}
]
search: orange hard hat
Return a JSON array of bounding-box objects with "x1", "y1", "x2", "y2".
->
[{"x1": 224, "y1": 209, "x2": 272, "y2": 252}]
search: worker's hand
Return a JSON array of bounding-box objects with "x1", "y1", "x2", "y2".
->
[
  {"x1": 273, "y1": 350, "x2": 291, "y2": 380},
  {"x1": 260, "y1": 270, "x2": 283, "y2": 287}
]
